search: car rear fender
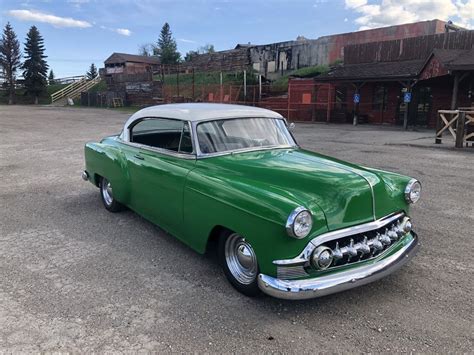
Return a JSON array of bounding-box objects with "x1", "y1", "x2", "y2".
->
[{"x1": 84, "y1": 138, "x2": 131, "y2": 204}]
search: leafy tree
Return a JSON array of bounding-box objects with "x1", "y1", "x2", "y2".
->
[
  {"x1": 184, "y1": 50, "x2": 199, "y2": 62},
  {"x1": 138, "y1": 43, "x2": 154, "y2": 56},
  {"x1": 157, "y1": 23, "x2": 180, "y2": 64},
  {"x1": 22, "y1": 26, "x2": 48, "y2": 104},
  {"x1": 184, "y1": 43, "x2": 215, "y2": 62},
  {"x1": 0, "y1": 22, "x2": 21, "y2": 104},
  {"x1": 86, "y1": 63, "x2": 98, "y2": 79},
  {"x1": 198, "y1": 44, "x2": 215, "y2": 54},
  {"x1": 48, "y1": 69, "x2": 55, "y2": 84}
]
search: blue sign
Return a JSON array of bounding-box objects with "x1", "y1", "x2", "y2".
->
[
  {"x1": 404, "y1": 92, "x2": 412, "y2": 103},
  {"x1": 353, "y1": 93, "x2": 360, "y2": 104}
]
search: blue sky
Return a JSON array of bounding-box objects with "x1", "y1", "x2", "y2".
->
[{"x1": 1, "y1": 0, "x2": 473, "y2": 77}]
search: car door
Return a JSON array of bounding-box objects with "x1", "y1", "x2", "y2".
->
[{"x1": 126, "y1": 117, "x2": 196, "y2": 237}]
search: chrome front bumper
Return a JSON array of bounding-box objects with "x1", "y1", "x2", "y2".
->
[{"x1": 258, "y1": 233, "x2": 419, "y2": 300}]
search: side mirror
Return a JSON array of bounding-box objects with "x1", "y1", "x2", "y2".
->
[{"x1": 288, "y1": 122, "x2": 296, "y2": 131}]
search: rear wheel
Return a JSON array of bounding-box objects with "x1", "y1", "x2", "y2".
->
[
  {"x1": 218, "y1": 230, "x2": 260, "y2": 296},
  {"x1": 100, "y1": 177, "x2": 124, "y2": 212}
]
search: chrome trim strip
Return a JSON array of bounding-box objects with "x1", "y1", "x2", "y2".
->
[
  {"x1": 259, "y1": 233, "x2": 419, "y2": 300},
  {"x1": 118, "y1": 139, "x2": 197, "y2": 160},
  {"x1": 273, "y1": 212, "x2": 404, "y2": 266}
]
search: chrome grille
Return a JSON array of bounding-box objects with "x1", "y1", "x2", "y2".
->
[
  {"x1": 316, "y1": 215, "x2": 410, "y2": 270},
  {"x1": 274, "y1": 213, "x2": 412, "y2": 279}
]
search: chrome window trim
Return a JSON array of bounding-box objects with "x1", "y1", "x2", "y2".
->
[
  {"x1": 119, "y1": 117, "x2": 196, "y2": 160},
  {"x1": 121, "y1": 114, "x2": 299, "y2": 159},
  {"x1": 273, "y1": 211, "x2": 405, "y2": 266},
  {"x1": 117, "y1": 138, "x2": 197, "y2": 160},
  {"x1": 191, "y1": 117, "x2": 298, "y2": 159}
]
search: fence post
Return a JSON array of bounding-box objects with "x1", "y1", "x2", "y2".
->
[
  {"x1": 192, "y1": 68, "x2": 195, "y2": 101},
  {"x1": 243, "y1": 70, "x2": 247, "y2": 103},
  {"x1": 455, "y1": 111, "x2": 466, "y2": 148},
  {"x1": 435, "y1": 111, "x2": 442, "y2": 144},
  {"x1": 219, "y1": 72, "x2": 223, "y2": 102}
]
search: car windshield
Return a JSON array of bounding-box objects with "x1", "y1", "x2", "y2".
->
[{"x1": 196, "y1": 117, "x2": 296, "y2": 154}]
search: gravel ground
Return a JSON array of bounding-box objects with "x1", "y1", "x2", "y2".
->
[{"x1": 0, "y1": 105, "x2": 472, "y2": 352}]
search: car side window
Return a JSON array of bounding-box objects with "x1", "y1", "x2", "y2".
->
[{"x1": 130, "y1": 118, "x2": 192, "y2": 154}]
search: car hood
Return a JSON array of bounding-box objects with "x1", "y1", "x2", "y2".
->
[{"x1": 195, "y1": 148, "x2": 408, "y2": 231}]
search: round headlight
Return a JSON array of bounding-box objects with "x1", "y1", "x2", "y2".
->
[
  {"x1": 405, "y1": 179, "x2": 422, "y2": 204},
  {"x1": 286, "y1": 206, "x2": 313, "y2": 239}
]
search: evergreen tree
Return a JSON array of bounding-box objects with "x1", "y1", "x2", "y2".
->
[
  {"x1": 86, "y1": 63, "x2": 98, "y2": 79},
  {"x1": 48, "y1": 69, "x2": 55, "y2": 84},
  {"x1": 0, "y1": 22, "x2": 21, "y2": 104},
  {"x1": 157, "y1": 23, "x2": 180, "y2": 64},
  {"x1": 22, "y1": 26, "x2": 48, "y2": 104}
]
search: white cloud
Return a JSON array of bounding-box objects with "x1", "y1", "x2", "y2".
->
[
  {"x1": 8, "y1": 9, "x2": 92, "y2": 28},
  {"x1": 115, "y1": 28, "x2": 131, "y2": 36},
  {"x1": 344, "y1": 17, "x2": 349, "y2": 22},
  {"x1": 345, "y1": 0, "x2": 473, "y2": 29},
  {"x1": 178, "y1": 38, "x2": 198, "y2": 44},
  {"x1": 67, "y1": 0, "x2": 90, "y2": 9},
  {"x1": 99, "y1": 26, "x2": 132, "y2": 36},
  {"x1": 345, "y1": 0, "x2": 367, "y2": 9}
]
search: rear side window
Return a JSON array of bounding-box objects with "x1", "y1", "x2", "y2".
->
[{"x1": 130, "y1": 118, "x2": 193, "y2": 154}]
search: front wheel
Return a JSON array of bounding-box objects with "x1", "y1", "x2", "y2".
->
[
  {"x1": 218, "y1": 230, "x2": 260, "y2": 297},
  {"x1": 100, "y1": 177, "x2": 124, "y2": 212}
]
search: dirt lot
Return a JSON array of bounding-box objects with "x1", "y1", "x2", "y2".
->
[{"x1": 0, "y1": 105, "x2": 472, "y2": 352}]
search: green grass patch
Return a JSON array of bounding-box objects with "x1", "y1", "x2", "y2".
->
[
  {"x1": 87, "y1": 80, "x2": 107, "y2": 93},
  {"x1": 156, "y1": 70, "x2": 258, "y2": 86},
  {"x1": 0, "y1": 84, "x2": 70, "y2": 105},
  {"x1": 270, "y1": 65, "x2": 329, "y2": 91}
]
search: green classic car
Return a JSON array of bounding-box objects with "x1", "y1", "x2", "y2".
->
[{"x1": 83, "y1": 103, "x2": 421, "y2": 299}]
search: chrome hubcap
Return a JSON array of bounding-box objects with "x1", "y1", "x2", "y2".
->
[
  {"x1": 101, "y1": 178, "x2": 113, "y2": 206},
  {"x1": 225, "y1": 233, "x2": 257, "y2": 284}
]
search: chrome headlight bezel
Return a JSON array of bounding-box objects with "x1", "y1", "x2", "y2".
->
[
  {"x1": 286, "y1": 206, "x2": 313, "y2": 239},
  {"x1": 405, "y1": 179, "x2": 422, "y2": 204}
]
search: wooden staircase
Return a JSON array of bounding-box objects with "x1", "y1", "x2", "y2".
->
[{"x1": 51, "y1": 75, "x2": 101, "y2": 104}]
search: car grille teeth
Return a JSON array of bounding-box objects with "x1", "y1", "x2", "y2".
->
[{"x1": 315, "y1": 216, "x2": 409, "y2": 270}]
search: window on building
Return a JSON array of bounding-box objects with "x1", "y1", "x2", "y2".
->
[
  {"x1": 334, "y1": 86, "x2": 347, "y2": 110},
  {"x1": 373, "y1": 85, "x2": 388, "y2": 111}
]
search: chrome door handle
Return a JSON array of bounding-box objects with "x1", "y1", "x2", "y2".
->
[{"x1": 134, "y1": 154, "x2": 144, "y2": 160}]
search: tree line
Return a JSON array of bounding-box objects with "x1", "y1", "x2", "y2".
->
[
  {"x1": 0, "y1": 23, "x2": 49, "y2": 104},
  {"x1": 138, "y1": 22, "x2": 215, "y2": 65}
]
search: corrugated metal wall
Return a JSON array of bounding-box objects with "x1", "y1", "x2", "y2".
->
[{"x1": 344, "y1": 30, "x2": 474, "y2": 64}]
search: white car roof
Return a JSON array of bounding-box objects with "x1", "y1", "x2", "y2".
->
[{"x1": 125, "y1": 103, "x2": 283, "y2": 125}]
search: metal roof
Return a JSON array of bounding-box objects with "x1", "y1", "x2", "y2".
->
[
  {"x1": 316, "y1": 60, "x2": 425, "y2": 82},
  {"x1": 432, "y1": 48, "x2": 474, "y2": 70},
  {"x1": 104, "y1": 53, "x2": 161, "y2": 65},
  {"x1": 126, "y1": 103, "x2": 283, "y2": 124}
]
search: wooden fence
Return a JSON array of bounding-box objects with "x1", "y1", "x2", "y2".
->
[{"x1": 435, "y1": 108, "x2": 474, "y2": 148}]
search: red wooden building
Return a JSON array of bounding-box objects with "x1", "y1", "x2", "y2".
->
[{"x1": 283, "y1": 30, "x2": 474, "y2": 128}]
